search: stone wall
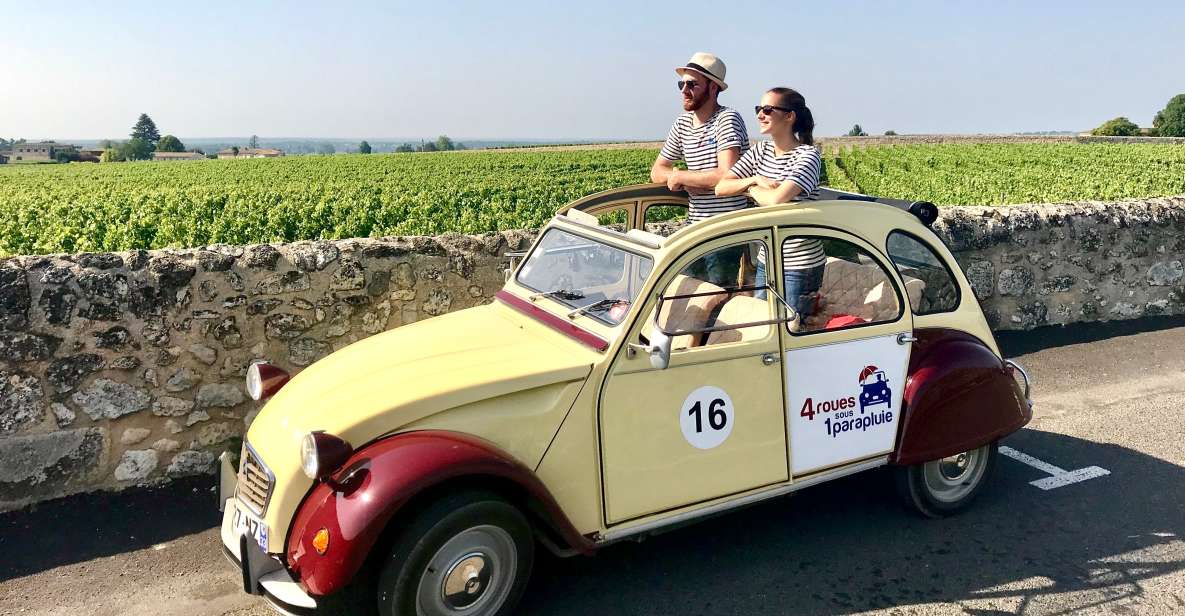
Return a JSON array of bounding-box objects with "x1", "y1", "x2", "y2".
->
[{"x1": 1, "y1": 196, "x2": 1183, "y2": 510}]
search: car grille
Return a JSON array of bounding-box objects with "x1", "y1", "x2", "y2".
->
[{"x1": 236, "y1": 443, "x2": 273, "y2": 515}]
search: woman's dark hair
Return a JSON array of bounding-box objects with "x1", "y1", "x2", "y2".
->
[{"x1": 768, "y1": 87, "x2": 815, "y2": 146}]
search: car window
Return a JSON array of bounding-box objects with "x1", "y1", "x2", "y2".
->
[
  {"x1": 886, "y1": 231, "x2": 960, "y2": 314},
  {"x1": 643, "y1": 203, "x2": 689, "y2": 236},
  {"x1": 655, "y1": 240, "x2": 771, "y2": 350},
  {"x1": 516, "y1": 228, "x2": 652, "y2": 325},
  {"x1": 780, "y1": 236, "x2": 902, "y2": 334}
]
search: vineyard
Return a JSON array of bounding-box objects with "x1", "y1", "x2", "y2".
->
[{"x1": 1, "y1": 144, "x2": 1184, "y2": 256}]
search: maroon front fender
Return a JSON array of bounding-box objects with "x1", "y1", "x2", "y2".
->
[
  {"x1": 892, "y1": 329, "x2": 1031, "y2": 466},
  {"x1": 285, "y1": 430, "x2": 592, "y2": 597}
]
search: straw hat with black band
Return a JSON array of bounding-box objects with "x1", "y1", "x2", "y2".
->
[{"x1": 675, "y1": 52, "x2": 728, "y2": 91}]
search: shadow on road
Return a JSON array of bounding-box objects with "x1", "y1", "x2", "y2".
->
[
  {"x1": 0, "y1": 475, "x2": 218, "y2": 582},
  {"x1": 996, "y1": 314, "x2": 1185, "y2": 357},
  {"x1": 519, "y1": 429, "x2": 1185, "y2": 615}
]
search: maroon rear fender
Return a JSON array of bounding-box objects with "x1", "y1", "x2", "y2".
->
[
  {"x1": 285, "y1": 430, "x2": 593, "y2": 597},
  {"x1": 892, "y1": 329, "x2": 1031, "y2": 466}
]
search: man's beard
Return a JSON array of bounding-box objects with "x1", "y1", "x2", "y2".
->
[{"x1": 682, "y1": 89, "x2": 708, "y2": 111}]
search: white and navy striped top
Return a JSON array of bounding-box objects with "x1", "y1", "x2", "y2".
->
[
  {"x1": 730, "y1": 141, "x2": 826, "y2": 270},
  {"x1": 659, "y1": 107, "x2": 749, "y2": 222}
]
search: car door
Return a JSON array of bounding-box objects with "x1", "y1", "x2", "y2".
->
[
  {"x1": 775, "y1": 227, "x2": 915, "y2": 477},
  {"x1": 599, "y1": 231, "x2": 789, "y2": 523}
]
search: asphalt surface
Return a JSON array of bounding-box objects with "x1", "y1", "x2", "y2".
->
[{"x1": 3, "y1": 317, "x2": 1185, "y2": 615}]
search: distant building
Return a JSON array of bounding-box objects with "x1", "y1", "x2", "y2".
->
[
  {"x1": 216, "y1": 147, "x2": 285, "y2": 159},
  {"x1": 9, "y1": 141, "x2": 77, "y2": 162},
  {"x1": 152, "y1": 151, "x2": 206, "y2": 162}
]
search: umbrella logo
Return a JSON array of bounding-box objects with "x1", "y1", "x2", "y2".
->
[{"x1": 858, "y1": 365, "x2": 892, "y2": 413}]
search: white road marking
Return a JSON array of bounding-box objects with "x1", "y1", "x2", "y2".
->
[{"x1": 998, "y1": 446, "x2": 1110, "y2": 490}]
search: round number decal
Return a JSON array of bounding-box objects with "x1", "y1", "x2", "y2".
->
[{"x1": 680, "y1": 386, "x2": 734, "y2": 449}]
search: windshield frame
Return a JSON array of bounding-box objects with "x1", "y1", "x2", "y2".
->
[{"x1": 513, "y1": 219, "x2": 657, "y2": 328}]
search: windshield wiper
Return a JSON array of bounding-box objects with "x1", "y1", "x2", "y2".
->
[
  {"x1": 529, "y1": 289, "x2": 585, "y2": 302},
  {"x1": 567, "y1": 298, "x2": 629, "y2": 319}
]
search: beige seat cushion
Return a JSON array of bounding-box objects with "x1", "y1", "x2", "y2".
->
[
  {"x1": 704, "y1": 295, "x2": 771, "y2": 345},
  {"x1": 806, "y1": 257, "x2": 924, "y2": 329},
  {"x1": 659, "y1": 275, "x2": 727, "y2": 350}
]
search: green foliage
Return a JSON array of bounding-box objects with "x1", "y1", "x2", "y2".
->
[
  {"x1": 359, "y1": 140, "x2": 372, "y2": 154},
  {"x1": 116, "y1": 138, "x2": 153, "y2": 161},
  {"x1": 395, "y1": 143, "x2": 415, "y2": 153},
  {"x1": 54, "y1": 150, "x2": 80, "y2": 164},
  {"x1": 156, "y1": 135, "x2": 185, "y2": 152},
  {"x1": 435, "y1": 135, "x2": 454, "y2": 151},
  {"x1": 100, "y1": 149, "x2": 119, "y2": 163},
  {"x1": 884, "y1": 130, "x2": 897, "y2": 136},
  {"x1": 1153, "y1": 94, "x2": 1185, "y2": 137},
  {"x1": 847, "y1": 124, "x2": 868, "y2": 137},
  {"x1": 130, "y1": 114, "x2": 160, "y2": 146},
  {"x1": 3, "y1": 145, "x2": 1184, "y2": 257},
  {"x1": 823, "y1": 143, "x2": 1185, "y2": 206},
  {"x1": 418, "y1": 141, "x2": 438, "y2": 153},
  {"x1": 1091, "y1": 117, "x2": 1140, "y2": 136}
]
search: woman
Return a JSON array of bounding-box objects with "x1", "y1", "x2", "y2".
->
[{"x1": 715, "y1": 87, "x2": 822, "y2": 316}]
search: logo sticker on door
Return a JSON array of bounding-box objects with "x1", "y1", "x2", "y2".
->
[
  {"x1": 786, "y1": 334, "x2": 908, "y2": 474},
  {"x1": 680, "y1": 385, "x2": 734, "y2": 449}
]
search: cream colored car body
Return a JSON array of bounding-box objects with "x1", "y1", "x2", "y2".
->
[{"x1": 242, "y1": 185, "x2": 995, "y2": 551}]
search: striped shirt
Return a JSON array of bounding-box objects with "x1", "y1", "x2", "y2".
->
[
  {"x1": 730, "y1": 141, "x2": 825, "y2": 270},
  {"x1": 659, "y1": 106, "x2": 749, "y2": 222}
]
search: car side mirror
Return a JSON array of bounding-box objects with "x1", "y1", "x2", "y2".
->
[
  {"x1": 647, "y1": 323, "x2": 672, "y2": 370},
  {"x1": 627, "y1": 318, "x2": 672, "y2": 369}
]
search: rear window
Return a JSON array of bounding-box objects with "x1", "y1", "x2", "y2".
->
[{"x1": 886, "y1": 231, "x2": 960, "y2": 314}]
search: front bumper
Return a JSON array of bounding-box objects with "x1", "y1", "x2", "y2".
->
[{"x1": 219, "y1": 452, "x2": 317, "y2": 615}]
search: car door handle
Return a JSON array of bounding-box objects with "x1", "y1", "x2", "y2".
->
[
  {"x1": 897, "y1": 333, "x2": 918, "y2": 345},
  {"x1": 761, "y1": 353, "x2": 779, "y2": 365}
]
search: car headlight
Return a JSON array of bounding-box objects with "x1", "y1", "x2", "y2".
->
[
  {"x1": 246, "y1": 362, "x2": 290, "y2": 401},
  {"x1": 300, "y1": 431, "x2": 354, "y2": 481}
]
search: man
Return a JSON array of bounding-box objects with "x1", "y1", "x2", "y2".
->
[
  {"x1": 651, "y1": 52, "x2": 750, "y2": 287},
  {"x1": 650, "y1": 52, "x2": 749, "y2": 223}
]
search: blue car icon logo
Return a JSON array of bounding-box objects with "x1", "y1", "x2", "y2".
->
[{"x1": 859, "y1": 370, "x2": 891, "y2": 413}]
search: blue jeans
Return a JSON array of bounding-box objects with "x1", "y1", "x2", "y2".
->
[{"x1": 783, "y1": 265, "x2": 825, "y2": 317}]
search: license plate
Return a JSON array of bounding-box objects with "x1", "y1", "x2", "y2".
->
[{"x1": 233, "y1": 505, "x2": 269, "y2": 553}]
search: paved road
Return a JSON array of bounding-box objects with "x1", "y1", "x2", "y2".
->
[{"x1": 3, "y1": 318, "x2": 1185, "y2": 615}]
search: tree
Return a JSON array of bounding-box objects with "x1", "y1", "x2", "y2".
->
[
  {"x1": 435, "y1": 135, "x2": 454, "y2": 151},
  {"x1": 417, "y1": 141, "x2": 438, "y2": 153},
  {"x1": 231, "y1": 146, "x2": 240, "y2": 156},
  {"x1": 317, "y1": 142, "x2": 336, "y2": 155},
  {"x1": 1091, "y1": 117, "x2": 1141, "y2": 136},
  {"x1": 249, "y1": 135, "x2": 260, "y2": 149},
  {"x1": 1152, "y1": 94, "x2": 1185, "y2": 137},
  {"x1": 54, "y1": 149, "x2": 80, "y2": 163},
  {"x1": 884, "y1": 130, "x2": 898, "y2": 136},
  {"x1": 847, "y1": 124, "x2": 868, "y2": 137},
  {"x1": 157, "y1": 135, "x2": 185, "y2": 152},
  {"x1": 117, "y1": 138, "x2": 153, "y2": 161},
  {"x1": 359, "y1": 140, "x2": 372, "y2": 154},
  {"x1": 130, "y1": 114, "x2": 161, "y2": 147},
  {"x1": 100, "y1": 148, "x2": 119, "y2": 163},
  {"x1": 395, "y1": 143, "x2": 415, "y2": 153}
]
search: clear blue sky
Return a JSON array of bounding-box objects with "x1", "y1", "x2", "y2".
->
[{"x1": 3, "y1": 1, "x2": 1182, "y2": 141}]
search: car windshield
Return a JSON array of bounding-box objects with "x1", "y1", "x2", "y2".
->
[{"x1": 516, "y1": 228, "x2": 653, "y2": 326}]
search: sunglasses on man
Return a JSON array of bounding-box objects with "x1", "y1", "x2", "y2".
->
[
  {"x1": 677, "y1": 80, "x2": 704, "y2": 91},
  {"x1": 755, "y1": 105, "x2": 793, "y2": 116}
]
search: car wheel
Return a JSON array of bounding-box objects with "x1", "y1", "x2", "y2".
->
[
  {"x1": 895, "y1": 442, "x2": 997, "y2": 518},
  {"x1": 376, "y1": 491, "x2": 534, "y2": 616}
]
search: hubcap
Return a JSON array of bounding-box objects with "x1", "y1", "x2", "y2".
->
[
  {"x1": 923, "y1": 445, "x2": 989, "y2": 504},
  {"x1": 415, "y1": 525, "x2": 517, "y2": 616},
  {"x1": 441, "y1": 553, "x2": 490, "y2": 608}
]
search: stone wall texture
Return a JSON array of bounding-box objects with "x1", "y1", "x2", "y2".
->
[{"x1": 1, "y1": 195, "x2": 1183, "y2": 510}]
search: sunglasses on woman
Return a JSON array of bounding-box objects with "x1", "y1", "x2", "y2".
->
[{"x1": 755, "y1": 105, "x2": 793, "y2": 116}]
